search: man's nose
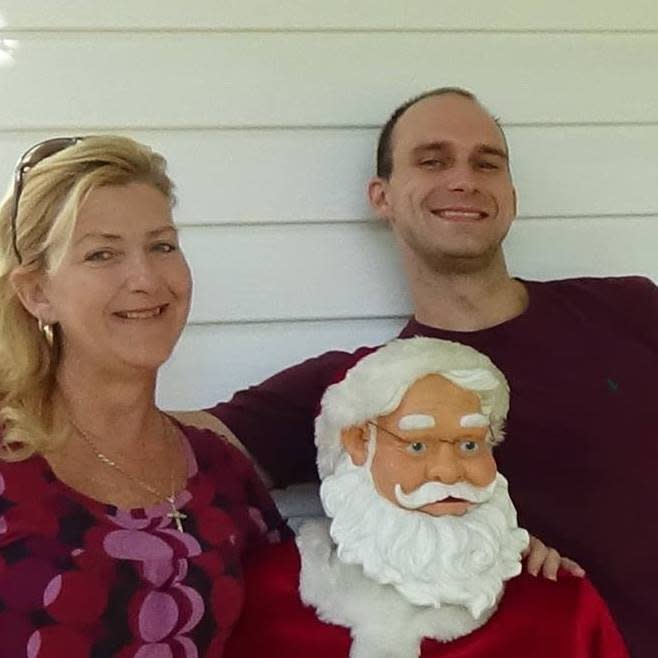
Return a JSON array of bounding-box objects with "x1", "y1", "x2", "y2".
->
[
  {"x1": 446, "y1": 164, "x2": 478, "y2": 194},
  {"x1": 426, "y1": 444, "x2": 464, "y2": 484}
]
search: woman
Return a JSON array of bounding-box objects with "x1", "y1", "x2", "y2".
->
[{"x1": 0, "y1": 136, "x2": 289, "y2": 658}]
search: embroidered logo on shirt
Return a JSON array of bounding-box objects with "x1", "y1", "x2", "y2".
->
[{"x1": 606, "y1": 377, "x2": 619, "y2": 393}]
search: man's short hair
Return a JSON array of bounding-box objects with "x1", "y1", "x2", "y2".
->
[{"x1": 375, "y1": 87, "x2": 497, "y2": 179}]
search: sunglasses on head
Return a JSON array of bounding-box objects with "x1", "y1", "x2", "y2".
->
[{"x1": 9, "y1": 136, "x2": 83, "y2": 264}]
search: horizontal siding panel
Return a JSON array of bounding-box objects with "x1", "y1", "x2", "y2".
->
[
  {"x1": 1, "y1": 33, "x2": 657, "y2": 128},
  {"x1": 1, "y1": 125, "x2": 657, "y2": 223},
  {"x1": 157, "y1": 317, "x2": 407, "y2": 408},
  {"x1": 181, "y1": 218, "x2": 658, "y2": 323},
  {"x1": 2, "y1": 1, "x2": 657, "y2": 31},
  {"x1": 183, "y1": 221, "x2": 409, "y2": 323},
  {"x1": 507, "y1": 125, "x2": 658, "y2": 220},
  {"x1": 505, "y1": 217, "x2": 658, "y2": 281},
  {"x1": 0, "y1": 129, "x2": 374, "y2": 223}
]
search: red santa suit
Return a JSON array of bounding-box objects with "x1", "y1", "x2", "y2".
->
[{"x1": 225, "y1": 539, "x2": 629, "y2": 658}]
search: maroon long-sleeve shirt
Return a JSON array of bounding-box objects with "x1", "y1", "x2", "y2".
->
[{"x1": 209, "y1": 276, "x2": 658, "y2": 657}]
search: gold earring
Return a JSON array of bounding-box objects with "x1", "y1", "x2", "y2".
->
[{"x1": 37, "y1": 318, "x2": 54, "y2": 347}]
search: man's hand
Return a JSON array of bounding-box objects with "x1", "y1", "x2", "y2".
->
[{"x1": 524, "y1": 535, "x2": 585, "y2": 581}]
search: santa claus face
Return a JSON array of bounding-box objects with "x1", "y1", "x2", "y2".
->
[
  {"x1": 343, "y1": 374, "x2": 497, "y2": 516},
  {"x1": 319, "y1": 340, "x2": 528, "y2": 617},
  {"x1": 320, "y1": 449, "x2": 527, "y2": 617}
]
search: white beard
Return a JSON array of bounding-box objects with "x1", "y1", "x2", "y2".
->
[{"x1": 320, "y1": 453, "x2": 529, "y2": 619}]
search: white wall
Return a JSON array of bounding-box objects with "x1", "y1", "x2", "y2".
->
[{"x1": 1, "y1": 2, "x2": 656, "y2": 408}]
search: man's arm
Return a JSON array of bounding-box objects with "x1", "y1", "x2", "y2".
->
[{"x1": 204, "y1": 349, "x2": 365, "y2": 488}]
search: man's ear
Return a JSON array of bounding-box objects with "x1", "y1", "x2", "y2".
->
[
  {"x1": 367, "y1": 177, "x2": 394, "y2": 224},
  {"x1": 10, "y1": 268, "x2": 55, "y2": 324},
  {"x1": 341, "y1": 424, "x2": 370, "y2": 466}
]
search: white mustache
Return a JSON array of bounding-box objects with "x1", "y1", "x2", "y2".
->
[{"x1": 395, "y1": 478, "x2": 497, "y2": 510}]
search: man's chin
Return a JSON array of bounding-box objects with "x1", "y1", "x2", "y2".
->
[{"x1": 403, "y1": 234, "x2": 505, "y2": 273}]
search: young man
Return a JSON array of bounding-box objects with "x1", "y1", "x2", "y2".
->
[{"x1": 199, "y1": 88, "x2": 656, "y2": 655}]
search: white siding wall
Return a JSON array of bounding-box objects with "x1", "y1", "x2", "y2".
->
[{"x1": 1, "y1": 2, "x2": 656, "y2": 408}]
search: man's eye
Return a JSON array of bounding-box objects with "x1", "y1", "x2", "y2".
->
[
  {"x1": 459, "y1": 440, "x2": 480, "y2": 454},
  {"x1": 477, "y1": 161, "x2": 499, "y2": 170},
  {"x1": 406, "y1": 442, "x2": 427, "y2": 455},
  {"x1": 153, "y1": 242, "x2": 177, "y2": 253},
  {"x1": 420, "y1": 158, "x2": 444, "y2": 168}
]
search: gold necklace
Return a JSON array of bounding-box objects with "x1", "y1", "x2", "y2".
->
[{"x1": 71, "y1": 413, "x2": 188, "y2": 532}]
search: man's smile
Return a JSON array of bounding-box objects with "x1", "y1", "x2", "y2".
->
[{"x1": 430, "y1": 206, "x2": 489, "y2": 221}]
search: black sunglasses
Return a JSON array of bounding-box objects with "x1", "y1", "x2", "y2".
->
[{"x1": 9, "y1": 137, "x2": 83, "y2": 264}]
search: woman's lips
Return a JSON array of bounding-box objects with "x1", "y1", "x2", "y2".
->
[{"x1": 113, "y1": 304, "x2": 167, "y2": 319}]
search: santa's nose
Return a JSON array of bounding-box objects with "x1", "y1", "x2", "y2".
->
[{"x1": 426, "y1": 445, "x2": 464, "y2": 484}]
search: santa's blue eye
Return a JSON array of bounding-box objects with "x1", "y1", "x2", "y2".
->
[
  {"x1": 459, "y1": 440, "x2": 480, "y2": 454},
  {"x1": 406, "y1": 442, "x2": 427, "y2": 455}
]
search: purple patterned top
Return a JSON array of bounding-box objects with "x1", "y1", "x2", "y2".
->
[{"x1": 0, "y1": 423, "x2": 290, "y2": 658}]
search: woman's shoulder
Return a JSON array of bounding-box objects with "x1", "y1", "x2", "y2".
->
[
  {"x1": 174, "y1": 415, "x2": 291, "y2": 543},
  {"x1": 170, "y1": 410, "x2": 271, "y2": 484},
  {"x1": 0, "y1": 454, "x2": 53, "y2": 503},
  {"x1": 172, "y1": 414, "x2": 264, "y2": 485},
  {"x1": 0, "y1": 455, "x2": 67, "y2": 549}
]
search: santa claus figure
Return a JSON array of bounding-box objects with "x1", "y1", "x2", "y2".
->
[{"x1": 225, "y1": 338, "x2": 628, "y2": 658}]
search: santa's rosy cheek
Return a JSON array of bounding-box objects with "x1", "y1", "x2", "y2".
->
[{"x1": 465, "y1": 458, "x2": 497, "y2": 486}]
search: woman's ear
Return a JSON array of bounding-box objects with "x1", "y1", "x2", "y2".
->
[
  {"x1": 10, "y1": 268, "x2": 55, "y2": 323},
  {"x1": 340, "y1": 424, "x2": 370, "y2": 466}
]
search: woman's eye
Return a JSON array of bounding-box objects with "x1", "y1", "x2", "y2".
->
[
  {"x1": 406, "y1": 442, "x2": 427, "y2": 455},
  {"x1": 459, "y1": 440, "x2": 480, "y2": 454},
  {"x1": 85, "y1": 250, "x2": 114, "y2": 262}
]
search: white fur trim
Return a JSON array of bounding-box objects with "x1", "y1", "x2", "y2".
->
[
  {"x1": 297, "y1": 519, "x2": 498, "y2": 658},
  {"x1": 315, "y1": 337, "x2": 509, "y2": 479}
]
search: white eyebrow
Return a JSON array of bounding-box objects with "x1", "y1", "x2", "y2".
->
[
  {"x1": 398, "y1": 414, "x2": 436, "y2": 430},
  {"x1": 460, "y1": 413, "x2": 489, "y2": 428}
]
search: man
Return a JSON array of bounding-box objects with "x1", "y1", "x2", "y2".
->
[
  {"x1": 225, "y1": 338, "x2": 628, "y2": 658},
  {"x1": 196, "y1": 88, "x2": 656, "y2": 655}
]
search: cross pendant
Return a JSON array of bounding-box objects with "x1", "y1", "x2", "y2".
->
[{"x1": 168, "y1": 508, "x2": 188, "y2": 533}]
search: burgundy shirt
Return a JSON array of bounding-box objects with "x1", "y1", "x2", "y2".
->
[
  {"x1": 209, "y1": 276, "x2": 658, "y2": 657},
  {"x1": 0, "y1": 423, "x2": 290, "y2": 658}
]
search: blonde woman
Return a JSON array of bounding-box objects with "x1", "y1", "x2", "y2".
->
[{"x1": 0, "y1": 136, "x2": 288, "y2": 657}]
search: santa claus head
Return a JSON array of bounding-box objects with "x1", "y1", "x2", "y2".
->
[{"x1": 314, "y1": 337, "x2": 529, "y2": 619}]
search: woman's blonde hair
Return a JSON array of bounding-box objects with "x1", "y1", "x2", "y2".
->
[{"x1": 0, "y1": 135, "x2": 175, "y2": 461}]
